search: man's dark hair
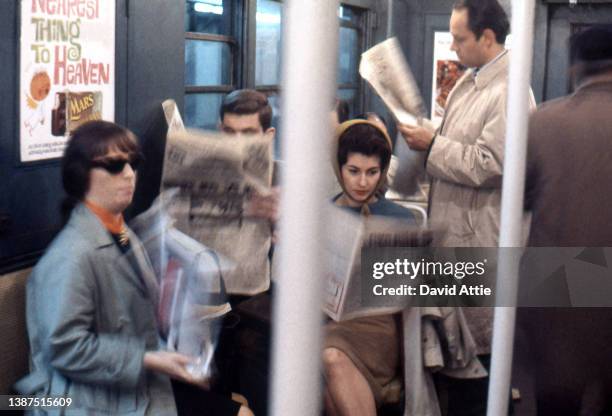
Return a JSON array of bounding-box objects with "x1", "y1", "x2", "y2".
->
[
  {"x1": 337, "y1": 123, "x2": 391, "y2": 170},
  {"x1": 61, "y1": 120, "x2": 138, "y2": 220},
  {"x1": 453, "y1": 0, "x2": 509, "y2": 44},
  {"x1": 220, "y1": 89, "x2": 272, "y2": 131},
  {"x1": 570, "y1": 25, "x2": 612, "y2": 81}
]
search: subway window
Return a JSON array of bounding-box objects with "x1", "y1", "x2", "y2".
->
[
  {"x1": 337, "y1": 4, "x2": 365, "y2": 117},
  {"x1": 184, "y1": 0, "x2": 238, "y2": 130},
  {"x1": 184, "y1": 1, "x2": 369, "y2": 133}
]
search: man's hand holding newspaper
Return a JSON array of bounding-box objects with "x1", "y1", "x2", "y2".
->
[{"x1": 397, "y1": 122, "x2": 436, "y2": 151}]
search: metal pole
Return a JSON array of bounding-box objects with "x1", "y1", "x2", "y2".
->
[
  {"x1": 270, "y1": 1, "x2": 339, "y2": 416},
  {"x1": 386, "y1": 0, "x2": 394, "y2": 38},
  {"x1": 487, "y1": 1, "x2": 535, "y2": 415}
]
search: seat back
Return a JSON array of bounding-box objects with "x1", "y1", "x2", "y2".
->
[
  {"x1": 388, "y1": 199, "x2": 428, "y2": 228},
  {"x1": 0, "y1": 269, "x2": 30, "y2": 394}
]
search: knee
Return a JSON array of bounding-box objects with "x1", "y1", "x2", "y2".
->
[
  {"x1": 323, "y1": 348, "x2": 351, "y2": 375},
  {"x1": 237, "y1": 406, "x2": 254, "y2": 416}
]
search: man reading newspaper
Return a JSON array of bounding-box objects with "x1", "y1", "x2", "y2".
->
[{"x1": 396, "y1": 1, "x2": 535, "y2": 414}]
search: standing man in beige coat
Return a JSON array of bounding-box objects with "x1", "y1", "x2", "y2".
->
[{"x1": 398, "y1": 0, "x2": 534, "y2": 414}]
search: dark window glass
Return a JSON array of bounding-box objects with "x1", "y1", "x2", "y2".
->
[
  {"x1": 185, "y1": 40, "x2": 232, "y2": 86},
  {"x1": 185, "y1": 0, "x2": 233, "y2": 35},
  {"x1": 255, "y1": 0, "x2": 283, "y2": 86},
  {"x1": 337, "y1": 88, "x2": 357, "y2": 118},
  {"x1": 184, "y1": 93, "x2": 225, "y2": 130},
  {"x1": 338, "y1": 5, "x2": 363, "y2": 26},
  {"x1": 338, "y1": 27, "x2": 359, "y2": 84}
]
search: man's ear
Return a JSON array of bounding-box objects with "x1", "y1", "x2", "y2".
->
[
  {"x1": 481, "y1": 28, "x2": 497, "y2": 47},
  {"x1": 265, "y1": 127, "x2": 276, "y2": 140}
]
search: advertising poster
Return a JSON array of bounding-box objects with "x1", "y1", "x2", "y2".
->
[
  {"x1": 430, "y1": 31, "x2": 466, "y2": 125},
  {"x1": 19, "y1": 0, "x2": 115, "y2": 162},
  {"x1": 431, "y1": 32, "x2": 512, "y2": 125}
]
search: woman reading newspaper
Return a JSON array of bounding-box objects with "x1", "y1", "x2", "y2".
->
[
  {"x1": 323, "y1": 119, "x2": 415, "y2": 416},
  {"x1": 16, "y1": 121, "x2": 252, "y2": 416}
]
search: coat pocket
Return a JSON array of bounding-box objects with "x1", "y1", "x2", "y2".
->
[{"x1": 69, "y1": 382, "x2": 137, "y2": 414}]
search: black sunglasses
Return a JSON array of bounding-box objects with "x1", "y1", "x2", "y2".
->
[{"x1": 90, "y1": 153, "x2": 144, "y2": 175}]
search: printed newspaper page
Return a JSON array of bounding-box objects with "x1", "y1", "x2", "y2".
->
[
  {"x1": 321, "y1": 205, "x2": 364, "y2": 321},
  {"x1": 322, "y1": 205, "x2": 431, "y2": 321},
  {"x1": 162, "y1": 99, "x2": 186, "y2": 134},
  {"x1": 359, "y1": 37, "x2": 427, "y2": 126},
  {"x1": 161, "y1": 128, "x2": 274, "y2": 295}
]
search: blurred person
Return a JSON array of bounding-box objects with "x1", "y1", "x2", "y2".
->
[
  {"x1": 521, "y1": 25, "x2": 612, "y2": 415},
  {"x1": 331, "y1": 98, "x2": 350, "y2": 130},
  {"x1": 323, "y1": 98, "x2": 352, "y2": 197},
  {"x1": 396, "y1": 0, "x2": 535, "y2": 413},
  {"x1": 323, "y1": 120, "x2": 414, "y2": 416},
  {"x1": 15, "y1": 120, "x2": 251, "y2": 416}
]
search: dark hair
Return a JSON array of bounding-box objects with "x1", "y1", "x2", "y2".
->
[
  {"x1": 337, "y1": 123, "x2": 391, "y2": 170},
  {"x1": 355, "y1": 112, "x2": 388, "y2": 129},
  {"x1": 453, "y1": 0, "x2": 509, "y2": 44},
  {"x1": 570, "y1": 25, "x2": 612, "y2": 81},
  {"x1": 61, "y1": 120, "x2": 138, "y2": 220},
  {"x1": 219, "y1": 89, "x2": 272, "y2": 131},
  {"x1": 335, "y1": 99, "x2": 350, "y2": 124}
]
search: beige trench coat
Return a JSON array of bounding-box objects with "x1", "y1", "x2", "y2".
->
[{"x1": 426, "y1": 51, "x2": 535, "y2": 352}]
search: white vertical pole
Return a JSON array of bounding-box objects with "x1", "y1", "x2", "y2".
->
[
  {"x1": 387, "y1": 0, "x2": 394, "y2": 38},
  {"x1": 270, "y1": 1, "x2": 339, "y2": 416},
  {"x1": 487, "y1": 1, "x2": 535, "y2": 415}
]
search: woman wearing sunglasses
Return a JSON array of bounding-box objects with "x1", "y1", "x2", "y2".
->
[{"x1": 17, "y1": 120, "x2": 252, "y2": 415}]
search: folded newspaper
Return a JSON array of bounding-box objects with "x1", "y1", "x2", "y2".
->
[
  {"x1": 161, "y1": 127, "x2": 274, "y2": 295},
  {"x1": 322, "y1": 204, "x2": 432, "y2": 321},
  {"x1": 359, "y1": 37, "x2": 427, "y2": 126},
  {"x1": 360, "y1": 38, "x2": 435, "y2": 198}
]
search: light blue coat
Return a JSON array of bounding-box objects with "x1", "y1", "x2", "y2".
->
[{"x1": 15, "y1": 204, "x2": 177, "y2": 415}]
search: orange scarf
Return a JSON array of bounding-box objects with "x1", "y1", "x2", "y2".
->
[{"x1": 85, "y1": 200, "x2": 128, "y2": 245}]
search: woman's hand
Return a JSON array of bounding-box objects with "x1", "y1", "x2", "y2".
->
[{"x1": 144, "y1": 351, "x2": 210, "y2": 389}]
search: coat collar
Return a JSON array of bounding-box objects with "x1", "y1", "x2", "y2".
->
[
  {"x1": 68, "y1": 203, "x2": 116, "y2": 249},
  {"x1": 575, "y1": 71, "x2": 612, "y2": 93},
  {"x1": 471, "y1": 50, "x2": 509, "y2": 91},
  {"x1": 67, "y1": 203, "x2": 160, "y2": 304}
]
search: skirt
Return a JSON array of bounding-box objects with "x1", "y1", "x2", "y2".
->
[{"x1": 324, "y1": 313, "x2": 402, "y2": 406}]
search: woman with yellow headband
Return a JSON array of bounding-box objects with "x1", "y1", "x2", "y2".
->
[{"x1": 323, "y1": 119, "x2": 414, "y2": 416}]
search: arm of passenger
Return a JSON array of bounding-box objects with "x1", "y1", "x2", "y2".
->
[
  {"x1": 426, "y1": 95, "x2": 506, "y2": 188},
  {"x1": 46, "y1": 257, "x2": 146, "y2": 389}
]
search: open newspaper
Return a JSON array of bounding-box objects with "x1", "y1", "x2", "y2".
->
[
  {"x1": 322, "y1": 204, "x2": 431, "y2": 321},
  {"x1": 161, "y1": 128, "x2": 274, "y2": 295},
  {"x1": 359, "y1": 37, "x2": 428, "y2": 126}
]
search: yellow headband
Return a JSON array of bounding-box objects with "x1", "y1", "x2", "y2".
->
[{"x1": 334, "y1": 119, "x2": 393, "y2": 150}]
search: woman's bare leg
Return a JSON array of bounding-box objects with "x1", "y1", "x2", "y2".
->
[{"x1": 322, "y1": 347, "x2": 376, "y2": 416}]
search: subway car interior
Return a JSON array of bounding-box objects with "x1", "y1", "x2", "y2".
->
[{"x1": 2, "y1": 0, "x2": 612, "y2": 415}]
